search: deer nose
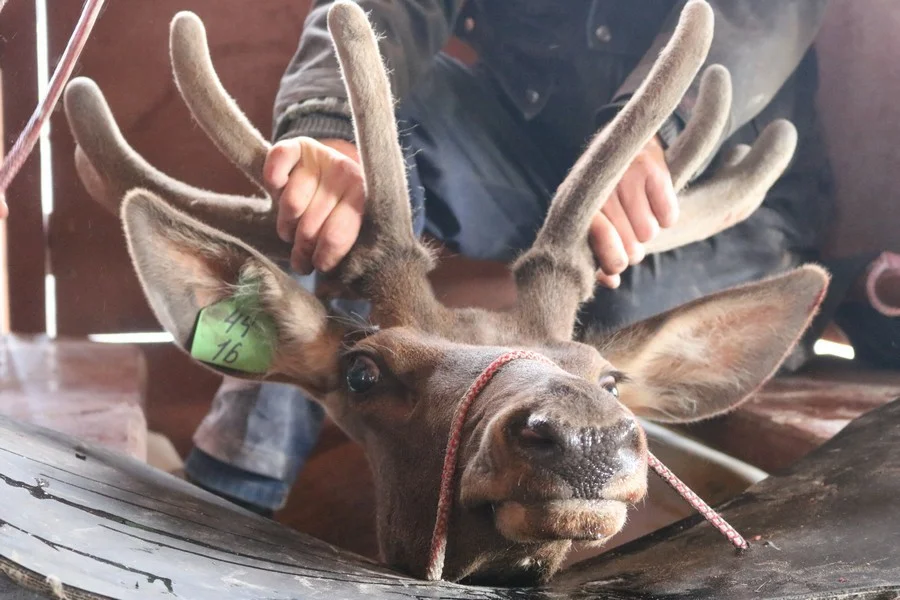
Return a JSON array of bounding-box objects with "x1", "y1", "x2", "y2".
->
[{"x1": 511, "y1": 412, "x2": 642, "y2": 498}]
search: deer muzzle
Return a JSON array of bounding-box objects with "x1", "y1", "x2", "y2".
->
[
  {"x1": 459, "y1": 383, "x2": 648, "y2": 543},
  {"x1": 509, "y1": 413, "x2": 643, "y2": 498}
]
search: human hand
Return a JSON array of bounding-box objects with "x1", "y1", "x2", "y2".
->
[
  {"x1": 265, "y1": 136, "x2": 365, "y2": 274},
  {"x1": 589, "y1": 135, "x2": 678, "y2": 289}
]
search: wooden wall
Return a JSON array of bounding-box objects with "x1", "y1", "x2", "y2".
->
[
  {"x1": 4, "y1": 1, "x2": 315, "y2": 447},
  {"x1": 1, "y1": 0, "x2": 42, "y2": 334},
  {"x1": 815, "y1": 0, "x2": 900, "y2": 258}
]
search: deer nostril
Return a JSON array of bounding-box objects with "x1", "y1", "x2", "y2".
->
[
  {"x1": 517, "y1": 417, "x2": 559, "y2": 449},
  {"x1": 612, "y1": 418, "x2": 642, "y2": 466},
  {"x1": 505, "y1": 411, "x2": 644, "y2": 499},
  {"x1": 508, "y1": 413, "x2": 569, "y2": 452}
]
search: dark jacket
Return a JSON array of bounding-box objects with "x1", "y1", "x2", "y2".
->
[{"x1": 273, "y1": 0, "x2": 830, "y2": 160}]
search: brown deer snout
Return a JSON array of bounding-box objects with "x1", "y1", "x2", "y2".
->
[
  {"x1": 509, "y1": 411, "x2": 643, "y2": 499},
  {"x1": 460, "y1": 376, "x2": 648, "y2": 545}
]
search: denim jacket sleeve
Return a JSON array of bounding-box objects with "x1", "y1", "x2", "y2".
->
[
  {"x1": 613, "y1": 0, "x2": 831, "y2": 154},
  {"x1": 273, "y1": 0, "x2": 463, "y2": 143}
]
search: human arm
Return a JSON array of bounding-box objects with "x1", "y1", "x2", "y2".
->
[
  {"x1": 266, "y1": 0, "x2": 462, "y2": 274},
  {"x1": 273, "y1": 0, "x2": 463, "y2": 144}
]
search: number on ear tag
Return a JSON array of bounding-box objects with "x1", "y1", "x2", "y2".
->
[{"x1": 190, "y1": 297, "x2": 276, "y2": 373}]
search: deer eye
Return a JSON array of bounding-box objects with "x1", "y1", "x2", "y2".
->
[
  {"x1": 346, "y1": 355, "x2": 381, "y2": 393},
  {"x1": 599, "y1": 374, "x2": 619, "y2": 399}
]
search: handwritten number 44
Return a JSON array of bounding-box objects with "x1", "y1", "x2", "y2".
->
[{"x1": 224, "y1": 308, "x2": 255, "y2": 338}]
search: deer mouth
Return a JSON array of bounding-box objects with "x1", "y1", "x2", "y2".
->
[
  {"x1": 460, "y1": 451, "x2": 648, "y2": 544},
  {"x1": 493, "y1": 498, "x2": 629, "y2": 543},
  {"x1": 458, "y1": 403, "x2": 649, "y2": 538}
]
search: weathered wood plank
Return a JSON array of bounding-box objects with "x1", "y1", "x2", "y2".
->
[
  {"x1": 2, "y1": 395, "x2": 900, "y2": 599},
  {"x1": 0, "y1": 416, "x2": 523, "y2": 599},
  {"x1": 0, "y1": 569, "x2": 47, "y2": 600}
]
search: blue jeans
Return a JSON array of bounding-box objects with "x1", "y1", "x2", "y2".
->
[{"x1": 186, "y1": 54, "x2": 835, "y2": 511}]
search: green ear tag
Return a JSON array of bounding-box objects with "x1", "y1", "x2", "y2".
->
[{"x1": 190, "y1": 296, "x2": 276, "y2": 373}]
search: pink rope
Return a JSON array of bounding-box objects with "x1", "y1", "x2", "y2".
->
[
  {"x1": 426, "y1": 350, "x2": 557, "y2": 580},
  {"x1": 646, "y1": 452, "x2": 748, "y2": 550},
  {"x1": 425, "y1": 350, "x2": 747, "y2": 581},
  {"x1": 0, "y1": 0, "x2": 106, "y2": 198}
]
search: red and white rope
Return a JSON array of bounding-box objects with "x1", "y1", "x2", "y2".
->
[
  {"x1": 646, "y1": 452, "x2": 748, "y2": 550},
  {"x1": 0, "y1": 0, "x2": 106, "y2": 197},
  {"x1": 425, "y1": 350, "x2": 747, "y2": 581},
  {"x1": 426, "y1": 350, "x2": 557, "y2": 580}
]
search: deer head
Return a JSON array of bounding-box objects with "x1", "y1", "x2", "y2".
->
[{"x1": 63, "y1": 0, "x2": 827, "y2": 585}]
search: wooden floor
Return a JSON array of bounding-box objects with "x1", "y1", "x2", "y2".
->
[
  {"x1": 0, "y1": 335, "x2": 147, "y2": 460},
  {"x1": 5, "y1": 390, "x2": 900, "y2": 599}
]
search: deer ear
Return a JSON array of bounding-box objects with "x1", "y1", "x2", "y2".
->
[
  {"x1": 587, "y1": 265, "x2": 829, "y2": 423},
  {"x1": 120, "y1": 190, "x2": 344, "y2": 396}
]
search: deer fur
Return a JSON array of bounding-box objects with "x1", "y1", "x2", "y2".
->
[{"x1": 63, "y1": 0, "x2": 828, "y2": 585}]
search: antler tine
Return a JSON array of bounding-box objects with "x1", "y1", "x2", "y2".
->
[
  {"x1": 665, "y1": 64, "x2": 732, "y2": 191},
  {"x1": 640, "y1": 58, "x2": 799, "y2": 255},
  {"x1": 511, "y1": 0, "x2": 714, "y2": 340},
  {"x1": 721, "y1": 143, "x2": 752, "y2": 168},
  {"x1": 644, "y1": 118, "x2": 797, "y2": 254},
  {"x1": 324, "y1": 1, "x2": 442, "y2": 327},
  {"x1": 169, "y1": 12, "x2": 270, "y2": 190},
  {"x1": 326, "y1": 2, "x2": 416, "y2": 242},
  {"x1": 64, "y1": 77, "x2": 290, "y2": 258}
]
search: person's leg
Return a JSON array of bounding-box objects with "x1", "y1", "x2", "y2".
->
[{"x1": 184, "y1": 380, "x2": 326, "y2": 516}]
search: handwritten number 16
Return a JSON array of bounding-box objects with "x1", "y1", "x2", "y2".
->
[{"x1": 213, "y1": 340, "x2": 242, "y2": 364}]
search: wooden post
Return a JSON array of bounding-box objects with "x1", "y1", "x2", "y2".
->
[{"x1": 0, "y1": 0, "x2": 43, "y2": 334}]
